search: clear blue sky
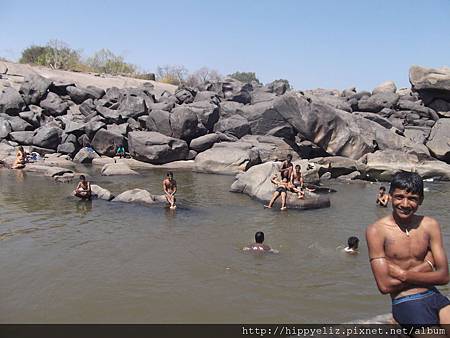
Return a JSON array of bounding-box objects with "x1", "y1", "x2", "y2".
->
[{"x1": 1, "y1": 0, "x2": 449, "y2": 91}]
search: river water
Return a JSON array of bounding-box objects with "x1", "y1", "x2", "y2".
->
[{"x1": 1, "y1": 167, "x2": 449, "y2": 323}]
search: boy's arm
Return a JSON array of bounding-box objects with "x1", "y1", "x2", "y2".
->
[
  {"x1": 366, "y1": 224, "x2": 406, "y2": 294},
  {"x1": 394, "y1": 219, "x2": 449, "y2": 286}
]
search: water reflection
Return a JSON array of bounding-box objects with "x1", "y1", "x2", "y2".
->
[{"x1": 76, "y1": 200, "x2": 93, "y2": 214}]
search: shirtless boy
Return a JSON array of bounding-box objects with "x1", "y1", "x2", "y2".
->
[
  {"x1": 366, "y1": 172, "x2": 450, "y2": 327},
  {"x1": 74, "y1": 175, "x2": 91, "y2": 200},
  {"x1": 289, "y1": 164, "x2": 305, "y2": 199},
  {"x1": 376, "y1": 186, "x2": 390, "y2": 207},
  {"x1": 280, "y1": 154, "x2": 293, "y2": 180},
  {"x1": 264, "y1": 175, "x2": 289, "y2": 210},
  {"x1": 163, "y1": 171, "x2": 177, "y2": 209}
]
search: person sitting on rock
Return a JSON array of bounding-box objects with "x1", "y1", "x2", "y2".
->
[
  {"x1": 264, "y1": 175, "x2": 289, "y2": 210},
  {"x1": 74, "y1": 175, "x2": 92, "y2": 200},
  {"x1": 243, "y1": 231, "x2": 279, "y2": 253},
  {"x1": 12, "y1": 146, "x2": 26, "y2": 169},
  {"x1": 376, "y1": 186, "x2": 390, "y2": 207},
  {"x1": 344, "y1": 236, "x2": 359, "y2": 254},
  {"x1": 163, "y1": 171, "x2": 177, "y2": 209},
  {"x1": 289, "y1": 164, "x2": 305, "y2": 199},
  {"x1": 116, "y1": 144, "x2": 125, "y2": 158},
  {"x1": 280, "y1": 154, "x2": 293, "y2": 180}
]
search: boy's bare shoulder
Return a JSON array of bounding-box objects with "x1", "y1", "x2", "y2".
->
[
  {"x1": 421, "y1": 215, "x2": 440, "y2": 229},
  {"x1": 366, "y1": 216, "x2": 391, "y2": 235}
]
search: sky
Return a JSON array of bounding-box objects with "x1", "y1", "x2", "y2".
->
[{"x1": 1, "y1": 0, "x2": 450, "y2": 91}]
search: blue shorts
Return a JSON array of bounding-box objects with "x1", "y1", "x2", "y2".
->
[{"x1": 392, "y1": 288, "x2": 450, "y2": 326}]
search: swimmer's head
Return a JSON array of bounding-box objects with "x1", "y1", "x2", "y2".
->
[
  {"x1": 79, "y1": 175, "x2": 86, "y2": 182},
  {"x1": 295, "y1": 164, "x2": 301, "y2": 171},
  {"x1": 166, "y1": 171, "x2": 174, "y2": 179},
  {"x1": 379, "y1": 186, "x2": 386, "y2": 192},
  {"x1": 389, "y1": 172, "x2": 424, "y2": 200},
  {"x1": 255, "y1": 231, "x2": 264, "y2": 244},
  {"x1": 286, "y1": 154, "x2": 292, "y2": 162},
  {"x1": 347, "y1": 236, "x2": 359, "y2": 250}
]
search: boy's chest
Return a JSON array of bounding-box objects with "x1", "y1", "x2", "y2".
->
[{"x1": 384, "y1": 228, "x2": 430, "y2": 261}]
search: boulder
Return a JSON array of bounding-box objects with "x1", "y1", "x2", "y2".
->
[
  {"x1": 310, "y1": 156, "x2": 359, "y2": 178},
  {"x1": 73, "y1": 147, "x2": 100, "y2": 163},
  {"x1": 222, "y1": 79, "x2": 252, "y2": 104},
  {"x1": 239, "y1": 135, "x2": 300, "y2": 163},
  {"x1": 9, "y1": 131, "x2": 34, "y2": 145},
  {"x1": 372, "y1": 81, "x2": 397, "y2": 95},
  {"x1": 107, "y1": 123, "x2": 128, "y2": 137},
  {"x1": 112, "y1": 188, "x2": 163, "y2": 204},
  {"x1": 91, "y1": 184, "x2": 114, "y2": 201},
  {"x1": 23, "y1": 164, "x2": 73, "y2": 177},
  {"x1": 266, "y1": 79, "x2": 290, "y2": 95},
  {"x1": 230, "y1": 161, "x2": 330, "y2": 210},
  {"x1": 19, "y1": 73, "x2": 52, "y2": 105},
  {"x1": 189, "y1": 133, "x2": 220, "y2": 153},
  {"x1": 357, "y1": 92, "x2": 399, "y2": 112},
  {"x1": 146, "y1": 109, "x2": 172, "y2": 136},
  {"x1": 238, "y1": 101, "x2": 287, "y2": 136},
  {"x1": 57, "y1": 142, "x2": 77, "y2": 157},
  {"x1": 96, "y1": 105, "x2": 122, "y2": 124},
  {"x1": 409, "y1": 65, "x2": 450, "y2": 103},
  {"x1": 0, "y1": 119, "x2": 11, "y2": 139},
  {"x1": 219, "y1": 101, "x2": 244, "y2": 118},
  {"x1": 40, "y1": 92, "x2": 69, "y2": 116},
  {"x1": 353, "y1": 112, "x2": 392, "y2": 129},
  {"x1": 304, "y1": 93, "x2": 352, "y2": 112},
  {"x1": 404, "y1": 126, "x2": 430, "y2": 144},
  {"x1": 426, "y1": 118, "x2": 450, "y2": 162},
  {"x1": 360, "y1": 150, "x2": 450, "y2": 181},
  {"x1": 194, "y1": 91, "x2": 221, "y2": 105},
  {"x1": 1, "y1": 115, "x2": 32, "y2": 132},
  {"x1": 397, "y1": 100, "x2": 437, "y2": 120},
  {"x1": 128, "y1": 131, "x2": 189, "y2": 164},
  {"x1": 32, "y1": 126, "x2": 63, "y2": 149},
  {"x1": 19, "y1": 107, "x2": 42, "y2": 128},
  {"x1": 213, "y1": 115, "x2": 250, "y2": 138},
  {"x1": 101, "y1": 162, "x2": 139, "y2": 176},
  {"x1": 175, "y1": 88, "x2": 195, "y2": 104},
  {"x1": 193, "y1": 141, "x2": 260, "y2": 175},
  {"x1": 64, "y1": 121, "x2": 85, "y2": 136},
  {"x1": 185, "y1": 101, "x2": 220, "y2": 132},
  {"x1": 66, "y1": 86, "x2": 97, "y2": 104},
  {"x1": 429, "y1": 99, "x2": 450, "y2": 117},
  {"x1": 117, "y1": 94, "x2": 147, "y2": 119},
  {"x1": 169, "y1": 106, "x2": 204, "y2": 142},
  {"x1": 91, "y1": 129, "x2": 125, "y2": 156},
  {"x1": 79, "y1": 98, "x2": 97, "y2": 117},
  {"x1": 0, "y1": 87, "x2": 26, "y2": 115},
  {"x1": 86, "y1": 86, "x2": 105, "y2": 99},
  {"x1": 85, "y1": 119, "x2": 106, "y2": 139},
  {"x1": 250, "y1": 88, "x2": 276, "y2": 105}
]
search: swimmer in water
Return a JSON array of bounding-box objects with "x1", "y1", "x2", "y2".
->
[
  {"x1": 344, "y1": 236, "x2": 359, "y2": 254},
  {"x1": 243, "y1": 231, "x2": 279, "y2": 253},
  {"x1": 376, "y1": 186, "x2": 390, "y2": 207},
  {"x1": 73, "y1": 175, "x2": 92, "y2": 200}
]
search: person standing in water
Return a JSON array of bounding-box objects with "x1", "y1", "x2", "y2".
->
[
  {"x1": 376, "y1": 186, "x2": 390, "y2": 207},
  {"x1": 74, "y1": 175, "x2": 92, "y2": 200},
  {"x1": 366, "y1": 172, "x2": 450, "y2": 327},
  {"x1": 163, "y1": 171, "x2": 177, "y2": 209}
]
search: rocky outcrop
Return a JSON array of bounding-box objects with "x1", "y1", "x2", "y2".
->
[
  {"x1": 112, "y1": 188, "x2": 166, "y2": 204},
  {"x1": 410, "y1": 65, "x2": 450, "y2": 103},
  {"x1": 101, "y1": 162, "x2": 139, "y2": 176},
  {"x1": 426, "y1": 118, "x2": 450, "y2": 162},
  {"x1": 91, "y1": 184, "x2": 114, "y2": 201}
]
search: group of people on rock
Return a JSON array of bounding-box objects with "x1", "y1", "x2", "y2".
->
[
  {"x1": 264, "y1": 154, "x2": 307, "y2": 210},
  {"x1": 73, "y1": 171, "x2": 178, "y2": 210}
]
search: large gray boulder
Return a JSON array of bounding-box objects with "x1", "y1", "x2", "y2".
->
[
  {"x1": 272, "y1": 93, "x2": 428, "y2": 159},
  {"x1": 112, "y1": 188, "x2": 164, "y2": 204},
  {"x1": 238, "y1": 101, "x2": 287, "y2": 136},
  {"x1": 309, "y1": 156, "x2": 359, "y2": 178},
  {"x1": 230, "y1": 161, "x2": 330, "y2": 210},
  {"x1": 409, "y1": 65, "x2": 450, "y2": 103},
  {"x1": 357, "y1": 92, "x2": 399, "y2": 112},
  {"x1": 73, "y1": 147, "x2": 100, "y2": 163},
  {"x1": 0, "y1": 87, "x2": 26, "y2": 115},
  {"x1": 359, "y1": 149, "x2": 450, "y2": 181},
  {"x1": 170, "y1": 106, "x2": 204, "y2": 142},
  {"x1": 372, "y1": 81, "x2": 397, "y2": 95},
  {"x1": 193, "y1": 141, "x2": 260, "y2": 175},
  {"x1": 9, "y1": 131, "x2": 34, "y2": 145},
  {"x1": 219, "y1": 101, "x2": 244, "y2": 118},
  {"x1": 304, "y1": 93, "x2": 352, "y2": 112},
  {"x1": 213, "y1": 115, "x2": 250, "y2": 138},
  {"x1": 79, "y1": 98, "x2": 97, "y2": 117},
  {"x1": 101, "y1": 162, "x2": 139, "y2": 176},
  {"x1": 189, "y1": 133, "x2": 220, "y2": 153},
  {"x1": 66, "y1": 86, "x2": 98, "y2": 104},
  {"x1": 185, "y1": 101, "x2": 220, "y2": 132},
  {"x1": 19, "y1": 106, "x2": 42, "y2": 128},
  {"x1": 90, "y1": 184, "x2": 114, "y2": 201},
  {"x1": 146, "y1": 110, "x2": 172, "y2": 136},
  {"x1": 353, "y1": 112, "x2": 392, "y2": 129},
  {"x1": 57, "y1": 142, "x2": 77, "y2": 157},
  {"x1": 426, "y1": 118, "x2": 450, "y2": 162},
  {"x1": 117, "y1": 94, "x2": 147, "y2": 119},
  {"x1": 404, "y1": 126, "x2": 430, "y2": 145},
  {"x1": 19, "y1": 73, "x2": 52, "y2": 105},
  {"x1": 91, "y1": 128, "x2": 125, "y2": 156},
  {"x1": 128, "y1": 131, "x2": 189, "y2": 164},
  {"x1": 266, "y1": 79, "x2": 290, "y2": 95},
  {"x1": 40, "y1": 92, "x2": 69, "y2": 116},
  {"x1": 239, "y1": 135, "x2": 300, "y2": 163},
  {"x1": 0, "y1": 119, "x2": 12, "y2": 139},
  {"x1": 32, "y1": 126, "x2": 63, "y2": 149}
]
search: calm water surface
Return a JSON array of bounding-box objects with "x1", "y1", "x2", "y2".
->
[{"x1": 1, "y1": 167, "x2": 450, "y2": 323}]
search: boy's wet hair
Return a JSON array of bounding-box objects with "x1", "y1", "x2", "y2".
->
[
  {"x1": 287, "y1": 154, "x2": 293, "y2": 160},
  {"x1": 80, "y1": 175, "x2": 86, "y2": 180},
  {"x1": 255, "y1": 231, "x2": 264, "y2": 243},
  {"x1": 166, "y1": 171, "x2": 173, "y2": 178},
  {"x1": 379, "y1": 186, "x2": 386, "y2": 191},
  {"x1": 295, "y1": 164, "x2": 301, "y2": 170},
  {"x1": 347, "y1": 236, "x2": 359, "y2": 249},
  {"x1": 389, "y1": 172, "x2": 424, "y2": 199}
]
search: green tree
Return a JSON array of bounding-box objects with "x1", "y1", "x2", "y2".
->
[
  {"x1": 86, "y1": 48, "x2": 136, "y2": 75},
  {"x1": 19, "y1": 40, "x2": 81, "y2": 70},
  {"x1": 228, "y1": 71, "x2": 260, "y2": 84},
  {"x1": 19, "y1": 45, "x2": 49, "y2": 64}
]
